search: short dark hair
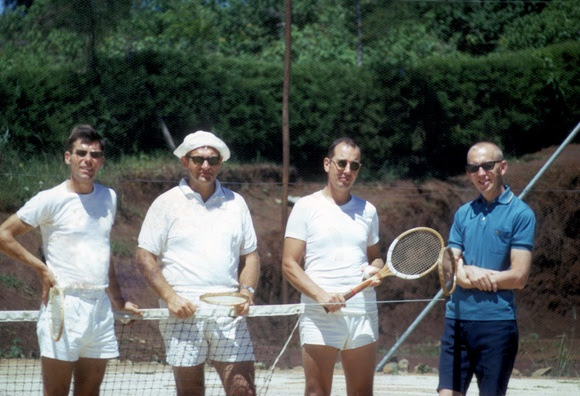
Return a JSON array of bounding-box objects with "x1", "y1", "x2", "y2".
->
[
  {"x1": 66, "y1": 124, "x2": 105, "y2": 152},
  {"x1": 327, "y1": 137, "x2": 359, "y2": 159}
]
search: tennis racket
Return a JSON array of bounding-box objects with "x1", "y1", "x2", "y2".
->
[
  {"x1": 200, "y1": 292, "x2": 250, "y2": 316},
  {"x1": 438, "y1": 247, "x2": 458, "y2": 296},
  {"x1": 200, "y1": 292, "x2": 249, "y2": 306},
  {"x1": 342, "y1": 227, "x2": 444, "y2": 301},
  {"x1": 48, "y1": 286, "x2": 64, "y2": 342}
]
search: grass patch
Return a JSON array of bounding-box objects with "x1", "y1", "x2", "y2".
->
[
  {"x1": 0, "y1": 338, "x2": 25, "y2": 359},
  {"x1": 0, "y1": 273, "x2": 35, "y2": 296},
  {"x1": 111, "y1": 239, "x2": 135, "y2": 258},
  {"x1": 0, "y1": 151, "x2": 67, "y2": 211}
]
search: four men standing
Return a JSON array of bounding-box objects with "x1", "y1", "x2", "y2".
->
[{"x1": 0, "y1": 128, "x2": 535, "y2": 396}]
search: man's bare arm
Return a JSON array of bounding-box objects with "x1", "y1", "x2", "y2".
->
[
  {"x1": 237, "y1": 250, "x2": 260, "y2": 314},
  {"x1": 135, "y1": 247, "x2": 196, "y2": 318},
  {"x1": 0, "y1": 214, "x2": 56, "y2": 304},
  {"x1": 282, "y1": 237, "x2": 345, "y2": 313}
]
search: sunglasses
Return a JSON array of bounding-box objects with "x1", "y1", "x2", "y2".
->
[
  {"x1": 74, "y1": 150, "x2": 104, "y2": 159},
  {"x1": 465, "y1": 160, "x2": 502, "y2": 173},
  {"x1": 185, "y1": 155, "x2": 221, "y2": 166},
  {"x1": 331, "y1": 159, "x2": 361, "y2": 171}
]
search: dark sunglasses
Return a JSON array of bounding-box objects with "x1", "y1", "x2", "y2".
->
[
  {"x1": 331, "y1": 159, "x2": 361, "y2": 171},
  {"x1": 185, "y1": 155, "x2": 221, "y2": 166},
  {"x1": 465, "y1": 160, "x2": 502, "y2": 173},
  {"x1": 74, "y1": 150, "x2": 104, "y2": 159}
]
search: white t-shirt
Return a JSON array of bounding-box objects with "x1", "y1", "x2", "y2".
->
[
  {"x1": 17, "y1": 181, "x2": 116, "y2": 288},
  {"x1": 285, "y1": 191, "x2": 380, "y2": 312},
  {"x1": 138, "y1": 179, "x2": 258, "y2": 295}
]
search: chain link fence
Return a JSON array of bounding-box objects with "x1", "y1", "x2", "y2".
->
[{"x1": 1, "y1": 0, "x2": 579, "y2": 380}]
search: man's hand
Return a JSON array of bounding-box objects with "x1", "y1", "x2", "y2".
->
[
  {"x1": 360, "y1": 264, "x2": 382, "y2": 287},
  {"x1": 39, "y1": 267, "x2": 58, "y2": 306},
  {"x1": 237, "y1": 289, "x2": 254, "y2": 316},
  {"x1": 121, "y1": 301, "x2": 142, "y2": 316},
  {"x1": 318, "y1": 291, "x2": 345, "y2": 313},
  {"x1": 167, "y1": 294, "x2": 197, "y2": 319},
  {"x1": 463, "y1": 265, "x2": 499, "y2": 292}
]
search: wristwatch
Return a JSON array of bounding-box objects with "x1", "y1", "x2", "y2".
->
[{"x1": 240, "y1": 285, "x2": 255, "y2": 294}]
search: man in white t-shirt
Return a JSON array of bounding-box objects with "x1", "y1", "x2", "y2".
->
[
  {"x1": 0, "y1": 124, "x2": 141, "y2": 396},
  {"x1": 282, "y1": 137, "x2": 384, "y2": 396},
  {"x1": 136, "y1": 130, "x2": 260, "y2": 396}
]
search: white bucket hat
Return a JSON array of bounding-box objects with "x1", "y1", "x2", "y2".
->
[{"x1": 173, "y1": 131, "x2": 230, "y2": 162}]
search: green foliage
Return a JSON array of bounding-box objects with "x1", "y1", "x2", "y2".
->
[
  {"x1": 213, "y1": 0, "x2": 283, "y2": 57},
  {"x1": 111, "y1": 239, "x2": 134, "y2": 257},
  {"x1": 0, "y1": 141, "x2": 67, "y2": 210},
  {"x1": 416, "y1": 1, "x2": 548, "y2": 56},
  {"x1": 499, "y1": 1, "x2": 580, "y2": 51},
  {"x1": 412, "y1": 41, "x2": 580, "y2": 166},
  {"x1": 0, "y1": 1, "x2": 578, "y2": 181},
  {"x1": 0, "y1": 273, "x2": 26, "y2": 290},
  {"x1": 0, "y1": 40, "x2": 578, "y2": 180},
  {"x1": 0, "y1": 273, "x2": 34, "y2": 296},
  {"x1": 0, "y1": 338, "x2": 25, "y2": 359}
]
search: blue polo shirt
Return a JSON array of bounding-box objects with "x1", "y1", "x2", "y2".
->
[{"x1": 446, "y1": 186, "x2": 536, "y2": 321}]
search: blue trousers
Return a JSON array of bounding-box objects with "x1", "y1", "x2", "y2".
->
[{"x1": 438, "y1": 318, "x2": 519, "y2": 396}]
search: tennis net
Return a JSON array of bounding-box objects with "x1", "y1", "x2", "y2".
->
[{"x1": 0, "y1": 304, "x2": 304, "y2": 395}]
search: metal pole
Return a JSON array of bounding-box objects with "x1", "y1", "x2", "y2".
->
[
  {"x1": 519, "y1": 121, "x2": 580, "y2": 200},
  {"x1": 281, "y1": 0, "x2": 292, "y2": 307},
  {"x1": 376, "y1": 120, "x2": 580, "y2": 372},
  {"x1": 281, "y1": 0, "x2": 292, "y2": 369}
]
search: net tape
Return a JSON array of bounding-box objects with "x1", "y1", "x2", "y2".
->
[{"x1": 0, "y1": 303, "x2": 306, "y2": 322}]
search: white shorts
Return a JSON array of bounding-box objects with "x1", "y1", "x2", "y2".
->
[
  {"x1": 299, "y1": 308, "x2": 378, "y2": 350},
  {"x1": 37, "y1": 289, "x2": 118, "y2": 361},
  {"x1": 160, "y1": 314, "x2": 255, "y2": 367}
]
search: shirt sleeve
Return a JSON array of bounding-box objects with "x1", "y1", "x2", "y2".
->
[
  {"x1": 137, "y1": 196, "x2": 168, "y2": 256},
  {"x1": 284, "y1": 199, "x2": 308, "y2": 241},
  {"x1": 511, "y1": 204, "x2": 536, "y2": 251},
  {"x1": 16, "y1": 190, "x2": 53, "y2": 228},
  {"x1": 240, "y1": 198, "x2": 258, "y2": 255},
  {"x1": 448, "y1": 205, "x2": 466, "y2": 251},
  {"x1": 367, "y1": 203, "x2": 380, "y2": 247}
]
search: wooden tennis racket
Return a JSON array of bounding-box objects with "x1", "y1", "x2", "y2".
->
[
  {"x1": 200, "y1": 292, "x2": 249, "y2": 306},
  {"x1": 48, "y1": 286, "x2": 64, "y2": 342},
  {"x1": 342, "y1": 227, "x2": 444, "y2": 301},
  {"x1": 200, "y1": 292, "x2": 249, "y2": 316},
  {"x1": 438, "y1": 247, "x2": 458, "y2": 296}
]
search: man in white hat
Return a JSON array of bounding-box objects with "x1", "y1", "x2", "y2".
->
[{"x1": 136, "y1": 130, "x2": 260, "y2": 395}]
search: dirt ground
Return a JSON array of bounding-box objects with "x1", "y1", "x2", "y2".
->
[
  {"x1": 1, "y1": 359, "x2": 579, "y2": 395},
  {"x1": 1, "y1": 144, "x2": 579, "y2": 382}
]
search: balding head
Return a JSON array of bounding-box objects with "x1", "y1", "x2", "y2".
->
[{"x1": 467, "y1": 142, "x2": 504, "y2": 163}]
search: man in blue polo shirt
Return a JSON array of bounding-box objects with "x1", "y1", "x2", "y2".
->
[{"x1": 438, "y1": 142, "x2": 536, "y2": 396}]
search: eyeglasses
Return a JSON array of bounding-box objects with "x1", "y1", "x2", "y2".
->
[
  {"x1": 185, "y1": 155, "x2": 221, "y2": 166},
  {"x1": 331, "y1": 159, "x2": 361, "y2": 171},
  {"x1": 465, "y1": 160, "x2": 502, "y2": 173},
  {"x1": 74, "y1": 150, "x2": 104, "y2": 159}
]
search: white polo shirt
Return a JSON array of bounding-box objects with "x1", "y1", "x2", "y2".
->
[{"x1": 138, "y1": 178, "x2": 257, "y2": 295}]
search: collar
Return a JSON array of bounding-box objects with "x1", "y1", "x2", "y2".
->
[
  {"x1": 179, "y1": 178, "x2": 225, "y2": 203},
  {"x1": 477, "y1": 185, "x2": 514, "y2": 206}
]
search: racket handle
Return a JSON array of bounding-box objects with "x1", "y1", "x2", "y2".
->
[
  {"x1": 321, "y1": 290, "x2": 354, "y2": 312},
  {"x1": 344, "y1": 277, "x2": 375, "y2": 300},
  {"x1": 323, "y1": 276, "x2": 379, "y2": 313}
]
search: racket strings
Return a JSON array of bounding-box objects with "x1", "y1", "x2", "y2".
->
[
  {"x1": 391, "y1": 231, "x2": 442, "y2": 275},
  {"x1": 202, "y1": 296, "x2": 247, "y2": 305},
  {"x1": 200, "y1": 292, "x2": 249, "y2": 306},
  {"x1": 49, "y1": 287, "x2": 64, "y2": 341}
]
